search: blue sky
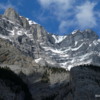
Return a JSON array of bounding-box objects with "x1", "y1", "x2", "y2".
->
[{"x1": 0, "y1": 0, "x2": 100, "y2": 36}]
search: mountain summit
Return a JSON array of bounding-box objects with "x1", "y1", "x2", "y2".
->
[{"x1": 3, "y1": 8, "x2": 22, "y2": 24}]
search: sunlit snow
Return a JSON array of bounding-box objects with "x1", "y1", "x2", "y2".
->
[{"x1": 52, "y1": 35, "x2": 67, "y2": 43}]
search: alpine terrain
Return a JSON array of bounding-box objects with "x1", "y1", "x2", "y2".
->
[{"x1": 0, "y1": 8, "x2": 100, "y2": 100}]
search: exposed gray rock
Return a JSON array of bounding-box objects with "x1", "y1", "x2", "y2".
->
[
  {"x1": 20, "y1": 16, "x2": 30, "y2": 29},
  {"x1": 3, "y1": 8, "x2": 22, "y2": 25},
  {"x1": 1, "y1": 8, "x2": 100, "y2": 69},
  {"x1": 0, "y1": 38, "x2": 70, "y2": 100},
  {"x1": 0, "y1": 26, "x2": 9, "y2": 36},
  {"x1": 83, "y1": 29, "x2": 99, "y2": 40}
]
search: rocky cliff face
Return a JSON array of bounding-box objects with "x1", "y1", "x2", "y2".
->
[
  {"x1": 0, "y1": 38, "x2": 70, "y2": 100},
  {"x1": 41, "y1": 65, "x2": 100, "y2": 100},
  {"x1": 0, "y1": 8, "x2": 100, "y2": 70},
  {"x1": 69, "y1": 65, "x2": 100, "y2": 100},
  {"x1": 0, "y1": 8, "x2": 100, "y2": 100}
]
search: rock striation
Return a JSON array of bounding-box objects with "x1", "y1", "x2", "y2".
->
[{"x1": 0, "y1": 8, "x2": 100, "y2": 70}]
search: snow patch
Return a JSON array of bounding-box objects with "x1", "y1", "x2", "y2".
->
[
  {"x1": 75, "y1": 41, "x2": 78, "y2": 46},
  {"x1": 93, "y1": 40, "x2": 99, "y2": 45},
  {"x1": 26, "y1": 18, "x2": 37, "y2": 25},
  {"x1": 60, "y1": 62, "x2": 67, "y2": 68},
  {"x1": 17, "y1": 30, "x2": 23, "y2": 35},
  {"x1": 35, "y1": 58, "x2": 42, "y2": 63},
  {"x1": 98, "y1": 39, "x2": 100, "y2": 42},
  {"x1": 0, "y1": 34, "x2": 12, "y2": 41},
  {"x1": 9, "y1": 30, "x2": 15, "y2": 35},
  {"x1": 52, "y1": 35, "x2": 67, "y2": 43},
  {"x1": 72, "y1": 30, "x2": 78, "y2": 34},
  {"x1": 43, "y1": 46, "x2": 64, "y2": 54},
  {"x1": 71, "y1": 43, "x2": 84, "y2": 51}
]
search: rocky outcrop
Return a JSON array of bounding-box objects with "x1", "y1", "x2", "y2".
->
[
  {"x1": 20, "y1": 16, "x2": 30, "y2": 29},
  {"x1": 3, "y1": 8, "x2": 30, "y2": 29},
  {"x1": 60, "y1": 29, "x2": 98, "y2": 47},
  {"x1": 67, "y1": 65, "x2": 100, "y2": 100},
  {"x1": 3, "y1": 8, "x2": 22, "y2": 25}
]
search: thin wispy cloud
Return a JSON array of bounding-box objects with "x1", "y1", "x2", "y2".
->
[
  {"x1": 0, "y1": 3, "x2": 15, "y2": 10},
  {"x1": 0, "y1": 4, "x2": 13, "y2": 10},
  {"x1": 59, "y1": 20, "x2": 76, "y2": 33},
  {"x1": 38, "y1": 0, "x2": 99, "y2": 33},
  {"x1": 38, "y1": 0, "x2": 74, "y2": 9},
  {"x1": 0, "y1": 0, "x2": 99, "y2": 34},
  {"x1": 0, "y1": 0, "x2": 23, "y2": 12},
  {"x1": 59, "y1": 21, "x2": 67, "y2": 33},
  {"x1": 75, "y1": 1, "x2": 97, "y2": 29},
  {"x1": 38, "y1": 0, "x2": 74, "y2": 19},
  {"x1": 38, "y1": 0, "x2": 75, "y2": 33}
]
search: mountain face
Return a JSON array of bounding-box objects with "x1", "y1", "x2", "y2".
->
[
  {"x1": 0, "y1": 8, "x2": 100, "y2": 70},
  {"x1": 0, "y1": 8, "x2": 100, "y2": 100},
  {"x1": 0, "y1": 37, "x2": 100, "y2": 100},
  {"x1": 0, "y1": 37, "x2": 70, "y2": 100}
]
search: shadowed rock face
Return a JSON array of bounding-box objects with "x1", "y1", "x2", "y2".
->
[
  {"x1": 69, "y1": 65, "x2": 100, "y2": 100},
  {"x1": 20, "y1": 16, "x2": 30, "y2": 29},
  {"x1": 42, "y1": 65, "x2": 100, "y2": 100},
  {"x1": 0, "y1": 67, "x2": 32, "y2": 100}
]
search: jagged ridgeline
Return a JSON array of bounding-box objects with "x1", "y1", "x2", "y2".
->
[
  {"x1": 0, "y1": 8, "x2": 100, "y2": 70},
  {"x1": 0, "y1": 8, "x2": 100, "y2": 100}
]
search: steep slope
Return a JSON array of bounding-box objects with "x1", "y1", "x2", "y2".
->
[
  {"x1": 0, "y1": 8, "x2": 100, "y2": 70},
  {"x1": 45, "y1": 65, "x2": 100, "y2": 100},
  {"x1": 0, "y1": 38, "x2": 69, "y2": 100},
  {"x1": 69, "y1": 65, "x2": 100, "y2": 100}
]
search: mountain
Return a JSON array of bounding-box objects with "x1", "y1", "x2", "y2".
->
[
  {"x1": 0, "y1": 8, "x2": 100, "y2": 100},
  {"x1": 1, "y1": 8, "x2": 100, "y2": 70}
]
